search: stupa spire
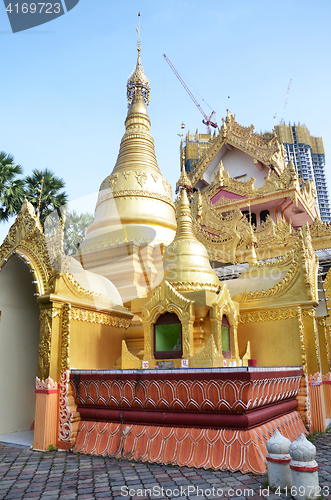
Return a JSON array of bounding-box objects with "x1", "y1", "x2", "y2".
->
[
  {"x1": 163, "y1": 187, "x2": 221, "y2": 292},
  {"x1": 127, "y1": 13, "x2": 150, "y2": 107},
  {"x1": 174, "y1": 188, "x2": 196, "y2": 241},
  {"x1": 79, "y1": 29, "x2": 177, "y2": 295}
]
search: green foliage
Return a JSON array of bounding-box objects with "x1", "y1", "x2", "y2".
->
[
  {"x1": 63, "y1": 210, "x2": 94, "y2": 255},
  {"x1": 1, "y1": 152, "x2": 69, "y2": 227},
  {"x1": 47, "y1": 444, "x2": 58, "y2": 452},
  {"x1": 24, "y1": 168, "x2": 68, "y2": 226},
  {"x1": 0, "y1": 151, "x2": 25, "y2": 221}
]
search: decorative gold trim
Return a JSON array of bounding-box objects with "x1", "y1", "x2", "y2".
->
[
  {"x1": 0, "y1": 199, "x2": 58, "y2": 293},
  {"x1": 37, "y1": 308, "x2": 53, "y2": 380},
  {"x1": 189, "y1": 334, "x2": 223, "y2": 368},
  {"x1": 96, "y1": 189, "x2": 174, "y2": 209},
  {"x1": 63, "y1": 273, "x2": 105, "y2": 302},
  {"x1": 243, "y1": 256, "x2": 298, "y2": 300},
  {"x1": 188, "y1": 111, "x2": 285, "y2": 186},
  {"x1": 168, "y1": 282, "x2": 221, "y2": 293},
  {"x1": 71, "y1": 307, "x2": 131, "y2": 329},
  {"x1": 121, "y1": 340, "x2": 141, "y2": 369},
  {"x1": 239, "y1": 308, "x2": 299, "y2": 324},
  {"x1": 141, "y1": 280, "x2": 194, "y2": 361},
  {"x1": 297, "y1": 308, "x2": 307, "y2": 372},
  {"x1": 60, "y1": 304, "x2": 71, "y2": 373},
  {"x1": 211, "y1": 284, "x2": 239, "y2": 357}
]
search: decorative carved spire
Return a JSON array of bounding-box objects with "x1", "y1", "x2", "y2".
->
[
  {"x1": 163, "y1": 188, "x2": 221, "y2": 292},
  {"x1": 174, "y1": 188, "x2": 196, "y2": 240},
  {"x1": 176, "y1": 162, "x2": 192, "y2": 194},
  {"x1": 246, "y1": 223, "x2": 258, "y2": 267},
  {"x1": 127, "y1": 13, "x2": 150, "y2": 107}
]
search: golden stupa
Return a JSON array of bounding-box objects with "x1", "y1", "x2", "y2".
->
[
  {"x1": 163, "y1": 185, "x2": 221, "y2": 293},
  {"x1": 78, "y1": 39, "x2": 176, "y2": 303}
]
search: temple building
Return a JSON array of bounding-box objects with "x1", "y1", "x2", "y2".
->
[{"x1": 1, "y1": 38, "x2": 331, "y2": 473}]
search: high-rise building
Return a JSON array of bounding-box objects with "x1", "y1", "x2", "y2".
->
[{"x1": 275, "y1": 123, "x2": 331, "y2": 222}]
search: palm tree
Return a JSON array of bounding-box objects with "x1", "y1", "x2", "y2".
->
[
  {"x1": 0, "y1": 152, "x2": 25, "y2": 221},
  {"x1": 63, "y1": 211, "x2": 94, "y2": 255},
  {"x1": 24, "y1": 169, "x2": 68, "y2": 226}
]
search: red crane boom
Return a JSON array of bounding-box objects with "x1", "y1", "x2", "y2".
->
[{"x1": 163, "y1": 54, "x2": 218, "y2": 129}]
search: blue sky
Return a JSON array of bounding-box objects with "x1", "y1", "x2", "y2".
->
[{"x1": 1, "y1": 0, "x2": 331, "y2": 242}]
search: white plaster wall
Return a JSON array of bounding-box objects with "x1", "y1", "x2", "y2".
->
[
  {"x1": 0, "y1": 257, "x2": 39, "y2": 434},
  {"x1": 221, "y1": 148, "x2": 269, "y2": 188}
]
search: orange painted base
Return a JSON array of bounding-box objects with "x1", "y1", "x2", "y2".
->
[
  {"x1": 309, "y1": 383, "x2": 326, "y2": 432},
  {"x1": 73, "y1": 411, "x2": 306, "y2": 474},
  {"x1": 33, "y1": 392, "x2": 58, "y2": 450},
  {"x1": 323, "y1": 373, "x2": 331, "y2": 418}
]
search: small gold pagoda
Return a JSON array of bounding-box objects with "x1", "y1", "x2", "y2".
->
[{"x1": 129, "y1": 178, "x2": 250, "y2": 369}]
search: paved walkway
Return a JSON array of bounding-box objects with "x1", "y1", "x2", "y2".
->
[{"x1": 0, "y1": 432, "x2": 330, "y2": 500}]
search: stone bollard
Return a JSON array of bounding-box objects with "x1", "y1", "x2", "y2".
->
[
  {"x1": 289, "y1": 433, "x2": 319, "y2": 499},
  {"x1": 266, "y1": 429, "x2": 292, "y2": 489}
]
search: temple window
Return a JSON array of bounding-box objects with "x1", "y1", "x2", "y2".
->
[
  {"x1": 260, "y1": 210, "x2": 270, "y2": 223},
  {"x1": 242, "y1": 211, "x2": 256, "y2": 226},
  {"x1": 154, "y1": 313, "x2": 182, "y2": 359},
  {"x1": 221, "y1": 315, "x2": 231, "y2": 358}
]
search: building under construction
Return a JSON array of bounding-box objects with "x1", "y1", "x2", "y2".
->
[{"x1": 274, "y1": 123, "x2": 331, "y2": 222}]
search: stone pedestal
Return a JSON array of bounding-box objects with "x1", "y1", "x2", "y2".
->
[
  {"x1": 266, "y1": 429, "x2": 292, "y2": 489},
  {"x1": 289, "y1": 434, "x2": 319, "y2": 500}
]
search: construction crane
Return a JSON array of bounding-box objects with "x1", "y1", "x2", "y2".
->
[
  {"x1": 280, "y1": 78, "x2": 292, "y2": 124},
  {"x1": 274, "y1": 78, "x2": 293, "y2": 124},
  {"x1": 163, "y1": 54, "x2": 218, "y2": 130}
]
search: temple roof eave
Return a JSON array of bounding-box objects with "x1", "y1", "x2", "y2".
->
[
  {"x1": 210, "y1": 187, "x2": 317, "y2": 223},
  {"x1": 188, "y1": 125, "x2": 285, "y2": 188}
]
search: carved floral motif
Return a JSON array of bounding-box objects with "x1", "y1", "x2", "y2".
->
[
  {"x1": 135, "y1": 171, "x2": 148, "y2": 188},
  {"x1": 239, "y1": 308, "x2": 299, "y2": 324},
  {"x1": 58, "y1": 371, "x2": 72, "y2": 442},
  {"x1": 71, "y1": 307, "x2": 131, "y2": 328},
  {"x1": 38, "y1": 308, "x2": 53, "y2": 380},
  {"x1": 60, "y1": 304, "x2": 71, "y2": 373}
]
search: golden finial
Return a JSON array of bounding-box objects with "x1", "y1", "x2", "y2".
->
[
  {"x1": 136, "y1": 12, "x2": 141, "y2": 51},
  {"x1": 127, "y1": 13, "x2": 150, "y2": 107}
]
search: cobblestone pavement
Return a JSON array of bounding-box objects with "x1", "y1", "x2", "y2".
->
[{"x1": 0, "y1": 432, "x2": 330, "y2": 500}]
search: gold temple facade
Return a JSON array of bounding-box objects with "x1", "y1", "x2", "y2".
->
[
  {"x1": 180, "y1": 112, "x2": 331, "y2": 432},
  {"x1": 0, "y1": 39, "x2": 331, "y2": 469}
]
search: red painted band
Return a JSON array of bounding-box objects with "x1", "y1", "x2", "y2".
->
[
  {"x1": 35, "y1": 389, "x2": 58, "y2": 394},
  {"x1": 290, "y1": 464, "x2": 318, "y2": 472},
  {"x1": 322, "y1": 380, "x2": 331, "y2": 385},
  {"x1": 70, "y1": 369, "x2": 303, "y2": 384},
  {"x1": 266, "y1": 457, "x2": 291, "y2": 464},
  {"x1": 77, "y1": 399, "x2": 298, "y2": 430}
]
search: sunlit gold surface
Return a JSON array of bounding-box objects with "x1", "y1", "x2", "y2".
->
[
  {"x1": 163, "y1": 189, "x2": 221, "y2": 291},
  {"x1": 81, "y1": 48, "x2": 176, "y2": 253},
  {"x1": 77, "y1": 46, "x2": 176, "y2": 303},
  {"x1": 129, "y1": 188, "x2": 244, "y2": 369}
]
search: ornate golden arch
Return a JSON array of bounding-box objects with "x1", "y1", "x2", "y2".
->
[
  {"x1": 211, "y1": 284, "x2": 239, "y2": 359},
  {"x1": 141, "y1": 280, "x2": 195, "y2": 363},
  {"x1": 0, "y1": 200, "x2": 58, "y2": 295}
]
